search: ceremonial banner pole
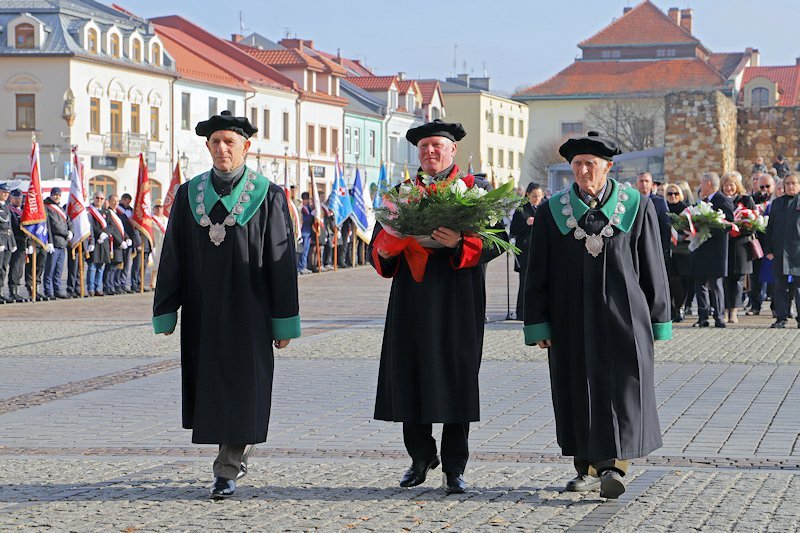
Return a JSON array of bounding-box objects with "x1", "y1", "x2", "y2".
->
[
  {"x1": 333, "y1": 231, "x2": 338, "y2": 271},
  {"x1": 78, "y1": 242, "x2": 85, "y2": 298},
  {"x1": 31, "y1": 248, "x2": 37, "y2": 303},
  {"x1": 315, "y1": 228, "x2": 321, "y2": 273},
  {"x1": 140, "y1": 247, "x2": 145, "y2": 294},
  {"x1": 351, "y1": 228, "x2": 357, "y2": 267},
  {"x1": 505, "y1": 249, "x2": 513, "y2": 320}
]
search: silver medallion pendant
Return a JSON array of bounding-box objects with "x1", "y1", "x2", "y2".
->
[
  {"x1": 209, "y1": 223, "x2": 226, "y2": 246},
  {"x1": 585, "y1": 234, "x2": 604, "y2": 257}
]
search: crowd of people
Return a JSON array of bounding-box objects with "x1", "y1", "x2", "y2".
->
[
  {"x1": 0, "y1": 185, "x2": 167, "y2": 302},
  {"x1": 509, "y1": 154, "x2": 800, "y2": 329}
]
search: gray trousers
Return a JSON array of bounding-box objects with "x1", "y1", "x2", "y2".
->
[{"x1": 213, "y1": 444, "x2": 254, "y2": 480}]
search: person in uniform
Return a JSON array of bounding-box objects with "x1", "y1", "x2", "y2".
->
[
  {"x1": 149, "y1": 200, "x2": 167, "y2": 290},
  {"x1": 153, "y1": 110, "x2": 301, "y2": 499},
  {"x1": 523, "y1": 131, "x2": 671, "y2": 499},
  {"x1": 86, "y1": 191, "x2": 110, "y2": 296},
  {"x1": 0, "y1": 184, "x2": 15, "y2": 304},
  {"x1": 103, "y1": 194, "x2": 130, "y2": 295},
  {"x1": 43, "y1": 187, "x2": 71, "y2": 299},
  {"x1": 368, "y1": 119, "x2": 504, "y2": 494},
  {"x1": 7, "y1": 189, "x2": 28, "y2": 302},
  {"x1": 118, "y1": 193, "x2": 137, "y2": 292}
]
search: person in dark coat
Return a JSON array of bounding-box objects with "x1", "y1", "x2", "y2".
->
[
  {"x1": 509, "y1": 182, "x2": 543, "y2": 320},
  {"x1": 720, "y1": 173, "x2": 756, "y2": 324},
  {"x1": 153, "y1": 110, "x2": 300, "y2": 499},
  {"x1": 43, "y1": 188, "x2": 71, "y2": 299},
  {"x1": 773, "y1": 155, "x2": 791, "y2": 179},
  {"x1": 6, "y1": 189, "x2": 28, "y2": 302},
  {"x1": 0, "y1": 184, "x2": 14, "y2": 304},
  {"x1": 665, "y1": 183, "x2": 691, "y2": 321},
  {"x1": 764, "y1": 174, "x2": 800, "y2": 328},
  {"x1": 368, "y1": 119, "x2": 504, "y2": 494},
  {"x1": 86, "y1": 192, "x2": 110, "y2": 296},
  {"x1": 524, "y1": 131, "x2": 671, "y2": 499},
  {"x1": 691, "y1": 172, "x2": 734, "y2": 328},
  {"x1": 636, "y1": 172, "x2": 672, "y2": 256}
]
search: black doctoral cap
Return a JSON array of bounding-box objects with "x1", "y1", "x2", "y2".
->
[
  {"x1": 558, "y1": 131, "x2": 622, "y2": 163},
  {"x1": 406, "y1": 119, "x2": 466, "y2": 146},
  {"x1": 195, "y1": 110, "x2": 258, "y2": 139}
]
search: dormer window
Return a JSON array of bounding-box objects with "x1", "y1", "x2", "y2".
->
[
  {"x1": 751, "y1": 87, "x2": 770, "y2": 107},
  {"x1": 132, "y1": 39, "x2": 142, "y2": 62},
  {"x1": 601, "y1": 49, "x2": 621, "y2": 59},
  {"x1": 15, "y1": 23, "x2": 35, "y2": 49},
  {"x1": 151, "y1": 42, "x2": 161, "y2": 66},
  {"x1": 110, "y1": 34, "x2": 121, "y2": 58},
  {"x1": 389, "y1": 88, "x2": 398, "y2": 110},
  {"x1": 87, "y1": 28, "x2": 98, "y2": 53}
]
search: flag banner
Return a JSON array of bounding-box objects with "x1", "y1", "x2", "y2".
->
[
  {"x1": 403, "y1": 163, "x2": 411, "y2": 183},
  {"x1": 282, "y1": 160, "x2": 301, "y2": 239},
  {"x1": 330, "y1": 153, "x2": 353, "y2": 227},
  {"x1": 350, "y1": 168, "x2": 374, "y2": 241},
  {"x1": 67, "y1": 149, "x2": 91, "y2": 249},
  {"x1": 20, "y1": 141, "x2": 49, "y2": 248},
  {"x1": 373, "y1": 162, "x2": 390, "y2": 209},
  {"x1": 163, "y1": 162, "x2": 183, "y2": 218},
  {"x1": 131, "y1": 153, "x2": 154, "y2": 246},
  {"x1": 468, "y1": 154, "x2": 474, "y2": 175},
  {"x1": 309, "y1": 164, "x2": 323, "y2": 225}
]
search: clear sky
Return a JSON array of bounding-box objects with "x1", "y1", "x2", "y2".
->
[{"x1": 121, "y1": 0, "x2": 799, "y2": 95}]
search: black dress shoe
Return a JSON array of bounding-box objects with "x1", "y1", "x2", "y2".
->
[
  {"x1": 399, "y1": 455, "x2": 440, "y2": 487},
  {"x1": 56, "y1": 293, "x2": 69, "y2": 299},
  {"x1": 210, "y1": 477, "x2": 235, "y2": 499},
  {"x1": 692, "y1": 320, "x2": 709, "y2": 328},
  {"x1": 673, "y1": 309, "x2": 685, "y2": 323},
  {"x1": 714, "y1": 319, "x2": 726, "y2": 328},
  {"x1": 771, "y1": 320, "x2": 787, "y2": 329},
  {"x1": 237, "y1": 444, "x2": 255, "y2": 480},
  {"x1": 444, "y1": 472, "x2": 467, "y2": 494}
]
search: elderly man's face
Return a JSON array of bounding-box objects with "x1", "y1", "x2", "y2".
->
[
  {"x1": 107, "y1": 195, "x2": 119, "y2": 210},
  {"x1": 418, "y1": 136, "x2": 456, "y2": 175},
  {"x1": 50, "y1": 193, "x2": 61, "y2": 204},
  {"x1": 92, "y1": 193, "x2": 104, "y2": 208},
  {"x1": 207, "y1": 130, "x2": 251, "y2": 172},
  {"x1": 758, "y1": 175, "x2": 775, "y2": 194},
  {"x1": 10, "y1": 194, "x2": 21, "y2": 206},
  {"x1": 571, "y1": 154, "x2": 612, "y2": 196},
  {"x1": 635, "y1": 174, "x2": 654, "y2": 195}
]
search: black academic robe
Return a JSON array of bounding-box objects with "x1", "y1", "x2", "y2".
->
[
  {"x1": 153, "y1": 171, "x2": 300, "y2": 444},
  {"x1": 690, "y1": 193, "x2": 734, "y2": 278},
  {"x1": 367, "y1": 171, "x2": 503, "y2": 424},
  {"x1": 524, "y1": 181, "x2": 671, "y2": 461}
]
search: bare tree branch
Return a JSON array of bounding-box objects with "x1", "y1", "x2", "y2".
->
[
  {"x1": 584, "y1": 97, "x2": 665, "y2": 152},
  {"x1": 526, "y1": 137, "x2": 565, "y2": 183}
]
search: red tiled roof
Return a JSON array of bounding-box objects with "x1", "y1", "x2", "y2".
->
[
  {"x1": 579, "y1": 0, "x2": 699, "y2": 47},
  {"x1": 156, "y1": 31, "x2": 250, "y2": 90},
  {"x1": 709, "y1": 52, "x2": 747, "y2": 79},
  {"x1": 417, "y1": 80, "x2": 441, "y2": 105},
  {"x1": 240, "y1": 47, "x2": 326, "y2": 71},
  {"x1": 742, "y1": 66, "x2": 800, "y2": 106},
  {"x1": 514, "y1": 58, "x2": 726, "y2": 98},
  {"x1": 396, "y1": 80, "x2": 420, "y2": 97},
  {"x1": 315, "y1": 50, "x2": 374, "y2": 76},
  {"x1": 346, "y1": 75, "x2": 397, "y2": 91},
  {"x1": 311, "y1": 53, "x2": 348, "y2": 76}
]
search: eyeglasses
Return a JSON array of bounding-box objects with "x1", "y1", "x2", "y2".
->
[
  {"x1": 759, "y1": 185, "x2": 772, "y2": 190},
  {"x1": 666, "y1": 192, "x2": 680, "y2": 196}
]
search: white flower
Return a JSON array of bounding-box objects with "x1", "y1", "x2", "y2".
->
[
  {"x1": 450, "y1": 179, "x2": 468, "y2": 195},
  {"x1": 473, "y1": 187, "x2": 488, "y2": 198},
  {"x1": 399, "y1": 183, "x2": 414, "y2": 195}
]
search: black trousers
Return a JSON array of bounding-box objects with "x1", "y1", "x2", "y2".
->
[
  {"x1": 773, "y1": 266, "x2": 800, "y2": 322},
  {"x1": 403, "y1": 422, "x2": 469, "y2": 474},
  {"x1": 8, "y1": 244, "x2": 25, "y2": 290},
  {"x1": 25, "y1": 247, "x2": 46, "y2": 292},
  {"x1": 0, "y1": 248, "x2": 11, "y2": 291},
  {"x1": 695, "y1": 276, "x2": 725, "y2": 321}
]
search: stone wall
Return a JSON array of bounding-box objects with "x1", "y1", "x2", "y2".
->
[
  {"x1": 737, "y1": 107, "x2": 800, "y2": 180},
  {"x1": 663, "y1": 90, "x2": 738, "y2": 187}
]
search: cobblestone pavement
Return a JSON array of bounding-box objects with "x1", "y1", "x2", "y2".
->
[{"x1": 2, "y1": 260, "x2": 800, "y2": 530}]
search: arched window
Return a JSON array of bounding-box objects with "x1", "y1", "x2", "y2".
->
[
  {"x1": 151, "y1": 43, "x2": 161, "y2": 66},
  {"x1": 132, "y1": 39, "x2": 142, "y2": 62},
  {"x1": 149, "y1": 179, "x2": 162, "y2": 204},
  {"x1": 87, "y1": 28, "x2": 98, "y2": 53},
  {"x1": 110, "y1": 34, "x2": 120, "y2": 57},
  {"x1": 15, "y1": 23, "x2": 35, "y2": 49},
  {"x1": 751, "y1": 87, "x2": 770, "y2": 107},
  {"x1": 89, "y1": 176, "x2": 117, "y2": 198}
]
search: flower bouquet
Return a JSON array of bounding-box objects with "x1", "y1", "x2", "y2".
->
[
  {"x1": 374, "y1": 173, "x2": 524, "y2": 254},
  {"x1": 669, "y1": 200, "x2": 733, "y2": 252},
  {"x1": 731, "y1": 204, "x2": 768, "y2": 237}
]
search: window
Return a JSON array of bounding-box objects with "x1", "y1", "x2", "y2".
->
[
  {"x1": 226, "y1": 100, "x2": 236, "y2": 114},
  {"x1": 130, "y1": 104, "x2": 140, "y2": 134},
  {"x1": 344, "y1": 127, "x2": 351, "y2": 154},
  {"x1": 487, "y1": 147, "x2": 494, "y2": 166},
  {"x1": 282, "y1": 112, "x2": 289, "y2": 143},
  {"x1": 498, "y1": 116, "x2": 505, "y2": 134},
  {"x1": 87, "y1": 28, "x2": 98, "y2": 54},
  {"x1": 331, "y1": 128, "x2": 339, "y2": 155},
  {"x1": 89, "y1": 98, "x2": 100, "y2": 133},
  {"x1": 15, "y1": 94, "x2": 35, "y2": 130},
  {"x1": 518, "y1": 121, "x2": 524, "y2": 137},
  {"x1": 15, "y1": 23, "x2": 35, "y2": 49},
  {"x1": 250, "y1": 107, "x2": 258, "y2": 131},
  {"x1": 109, "y1": 101, "x2": 122, "y2": 133},
  {"x1": 486, "y1": 111, "x2": 494, "y2": 132},
  {"x1": 431, "y1": 107, "x2": 440, "y2": 120},
  {"x1": 508, "y1": 151, "x2": 514, "y2": 170},
  {"x1": 89, "y1": 176, "x2": 117, "y2": 198},
  {"x1": 751, "y1": 87, "x2": 770, "y2": 107},
  {"x1": 307, "y1": 124, "x2": 315, "y2": 153},
  {"x1": 181, "y1": 93, "x2": 191, "y2": 130},
  {"x1": 208, "y1": 97, "x2": 217, "y2": 117},
  {"x1": 508, "y1": 118, "x2": 514, "y2": 137},
  {"x1": 601, "y1": 49, "x2": 621, "y2": 59},
  {"x1": 561, "y1": 122, "x2": 584, "y2": 136},
  {"x1": 132, "y1": 39, "x2": 142, "y2": 62},
  {"x1": 657, "y1": 48, "x2": 676, "y2": 57},
  {"x1": 389, "y1": 89, "x2": 398, "y2": 110},
  {"x1": 498, "y1": 149, "x2": 504, "y2": 168},
  {"x1": 110, "y1": 34, "x2": 121, "y2": 57},
  {"x1": 151, "y1": 43, "x2": 161, "y2": 66},
  {"x1": 150, "y1": 107, "x2": 159, "y2": 141},
  {"x1": 149, "y1": 179, "x2": 162, "y2": 203},
  {"x1": 320, "y1": 126, "x2": 328, "y2": 155},
  {"x1": 369, "y1": 130, "x2": 376, "y2": 158},
  {"x1": 353, "y1": 128, "x2": 360, "y2": 156},
  {"x1": 263, "y1": 109, "x2": 270, "y2": 139},
  {"x1": 519, "y1": 152, "x2": 524, "y2": 169}
]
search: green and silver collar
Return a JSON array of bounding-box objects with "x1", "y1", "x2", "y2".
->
[{"x1": 549, "y1": 178, "x2": 640, "y2": 236}]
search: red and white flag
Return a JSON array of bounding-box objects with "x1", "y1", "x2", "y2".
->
[
  {"x1": 283, "y1": 161, "x2": 301, "y2": 238},
  {"x1": 67, "y1": 148, "x2": 91, "y2": 249},
  {"x1": 20, "y1": 140, "x2": 49, "y2": 248},
  {"x1": 162, "y1": 161, "x2": 183, "y2": 218},
  {"x1": 131, "y1": 153, "x2": 154, "y2": 246}
]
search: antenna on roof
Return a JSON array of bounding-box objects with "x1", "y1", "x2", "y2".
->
[
  {"x1": 282, "y1": 27, "x2": 291, "y2": 39},
  {"x1": 238, "y1": 11, "x2": 249, "y2": 35},
  {"x1": 483, "y1": 61, "x2": 487, "y2": 77},
  {"x1": 453, "y1": 44, "x2": 458, "y2": 76}
]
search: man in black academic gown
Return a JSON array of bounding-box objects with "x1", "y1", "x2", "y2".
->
[
  {"x1": 368, "y1": 119, "x2": 503, "y2": 494},
  {"x1": 524, "y1": 132, "x2": 671, "y2": 499},
  {"x1": 153, "y1": 110, "x2": 300, "y2": 499},
  {"x1": 691, "y1": 172, "x2": 734, "y2": 328}
]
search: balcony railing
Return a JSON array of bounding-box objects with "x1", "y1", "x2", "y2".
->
[{"x1": 103, "y1": 132, "x2": 149, "y2": 157}]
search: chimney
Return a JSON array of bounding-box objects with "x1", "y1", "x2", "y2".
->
[
  {"x1": 231, "y1": 33, "x2": 243, "y2": 43},
  {"x1": 469, "y1": 77, "x2": 491, "y2": 91},
  {"x1": 397, "y1": 71, "x2": 405, "y2": 81},
  {"x1": 796, "y1": 57, "x2": 800, "y2": 66},
  {"x1": 623, "y1": 6, "x2": 632, "y2": 14},
  {"x1": 680, "y1": 8, "x2": 693, "y2": 34},
  {"x1": 750, "y1": 48, "x2": 760, "y2": 67},
  {"x1": 668, "y1": 7, "x2": 680, "y2": 24},
  {"x1": 279, "y1": 38, "x2": 301, "y2": 49}
]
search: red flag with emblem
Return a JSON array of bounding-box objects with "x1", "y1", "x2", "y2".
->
[
  {"x1": 163, "y1": 161, "x2": 183, "y2": 218},
  {"x1": 131, "y1": 153, "x2": 154, "y2": 245}
]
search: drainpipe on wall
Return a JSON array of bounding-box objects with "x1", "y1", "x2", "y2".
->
[{"x1": 169, "y1": 77, "x2": 175, "y2": 178}]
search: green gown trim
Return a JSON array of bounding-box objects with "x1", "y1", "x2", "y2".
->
[
  {"x1": 652, "y1": 321, "x2": 673, "y2": 341},
  {"x1": 153, "y1": 312, "x2": 178, "y2": 334},
  {"x1": 549, "y1": 178, "x2": 640, "y2": 236},
  {"x1": 187, "y1": 166, "x2": 270, "y2": 227},
  {"x1": 524, "y1": 322, "x2": 552, "y2": 346},
  {"x1": 272, "y1": 316, "x2": 302, "y2": 340}
]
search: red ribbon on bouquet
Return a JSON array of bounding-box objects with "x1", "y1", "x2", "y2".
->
[{"x1": 372, "y1": 230, "x2": 433, "y2": 282}]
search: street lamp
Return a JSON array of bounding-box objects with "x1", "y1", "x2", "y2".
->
[
  {"x1": 50, "y1": 146, "x2": 62, "y2": 180},
  {"x1": 179, "y1": 151, "x2": 189, "y2": 176},
  {"x1": 270, "y1": 157, "x2": 279, "y2": 180}
]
